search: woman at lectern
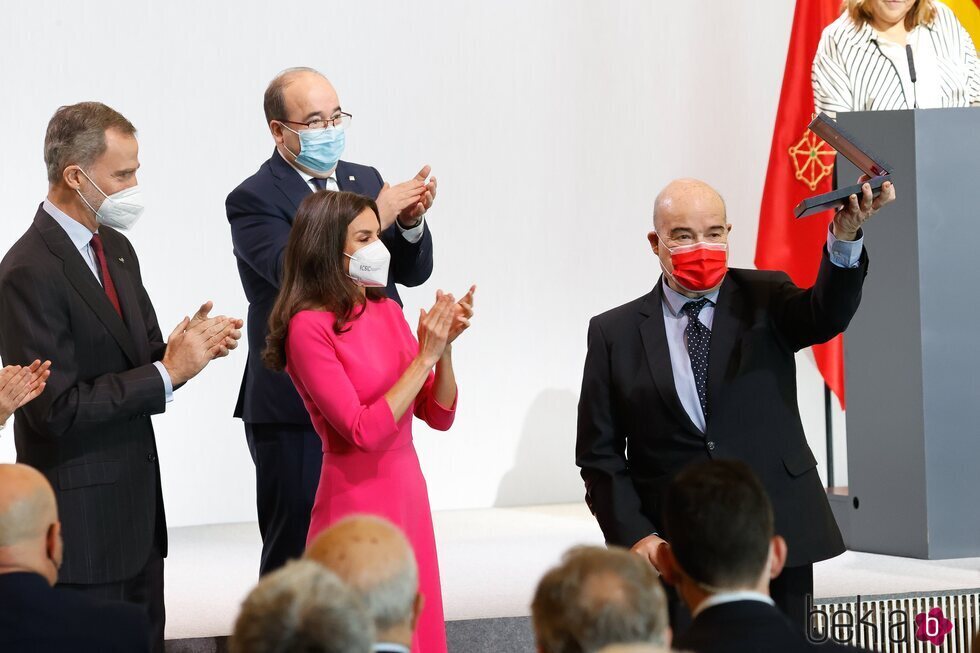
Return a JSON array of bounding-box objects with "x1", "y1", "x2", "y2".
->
[
  {"x1": 813, "y1": 0, "x2": 980, "y2": 117},
  {"x1": 263, "y1": 190, "x2": 474, "y2": 653}
]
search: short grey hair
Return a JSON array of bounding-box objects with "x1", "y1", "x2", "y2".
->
[
  {"x1": 43, "y1": 102, "x2": 136, "y2": 184},
  {"x1": 230, "y1": 559, "x2": 374, "y2": 653},
  {"x1": 359, "y1": 552, "x2": 418, "y2": 632},
  {"x1": 532, "y1": 546, "x2": 669, "y2": 653},
  {"x1": 264, "y1": 67, "x2": 327, "y2": 124}
]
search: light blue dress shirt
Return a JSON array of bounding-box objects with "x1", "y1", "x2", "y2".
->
[
  {"x1": 44, "y1": 199, "x2": 174, "y2": 404},
  {"x1": 662, "y1": 227, "x2": 863, "y2": 432}
]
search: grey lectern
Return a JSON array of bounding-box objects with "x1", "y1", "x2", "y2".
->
[{"x1": 832, "y1": 108, "x2": 980, "y2": 560}]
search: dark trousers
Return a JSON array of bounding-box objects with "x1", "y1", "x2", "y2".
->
[
  {"x1": 245, "y1": 422, "x2": 323, "y2": 576},
  {"x1": 666, "y1": 563, "x2": 814, "y2": 636},
  {"x1": 58, "y1": 543, "x2": 165, "y2": 653}
]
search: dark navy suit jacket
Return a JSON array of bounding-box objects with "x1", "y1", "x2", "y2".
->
[
  {"x1": 226, "y1": 150, "x2": 434, "y2": 424},
  {"x1": 0, "y1": 572, "x2": 150, "y2": 652}
]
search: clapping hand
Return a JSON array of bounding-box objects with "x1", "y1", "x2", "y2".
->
[
  {"x1": 0, "y1": 360, "x2": 52, "y2": 425},
  {"x1": 416, "y1": 291, "x2": 456, "y2": 367},
  {"x1": 376, "y1": 165, "x2": 432, "y2": 230},
  {"x1": 448, "y1": 285, "x2": 476, "y2": 344},
  {"x1": 833, "y1": 176, "x2": 896, "y2": 241},
  {"x1": 189, "y1": 301, "x2": 244, "y2": 358},
  {"x1": 396, "y1": 165, "x2": 437, "y2": 228}
]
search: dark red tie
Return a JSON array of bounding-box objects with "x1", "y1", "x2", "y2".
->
[{"x1": 89, "y1": 234, "x2": 122, "y2": 317}]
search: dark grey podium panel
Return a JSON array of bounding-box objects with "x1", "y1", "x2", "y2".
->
[{"x1": 836, "y1": 108, "x2": 980, "y2": 559}]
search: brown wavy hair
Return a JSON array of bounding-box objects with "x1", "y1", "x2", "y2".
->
[
  {"x1": 263, "y1": 191, "x2": 386, "y2": 371},
  {"x1": 843, "y1": 0, "x2": 936, "y2": 30}
]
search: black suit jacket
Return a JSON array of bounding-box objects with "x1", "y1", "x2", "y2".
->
[
  {"x1": 0, "y1": 572, "x2": 149, "y2": 652},
  {"x1": 673, "y1": 600, "x2": 867, "y2": 653},
  {"x1": 226, "y1": 152, "x2": 434, "y2": 424},
  {"x1": 0, "y1": 207, "x2": 169, "y2": 584},
  {"x1": 576, "y1": 251, "x2": 868, "y2": 566}
]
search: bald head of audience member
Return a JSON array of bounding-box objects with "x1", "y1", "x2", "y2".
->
[
  {"x1": 306, "y1": 515, "x2": 422, "y2": 649},
  {"x1": 532, "y1": 546, "x2": 669, "y2": 653},
  {"x1": 648, "y1": 178, "x2": 732, "y2": 298},
  {"x1": 0, "y1": 464, "x2": 62, "y2": 585},
  {"x1": 230, "y1": 559, "x2": 373, "y2": 653}
]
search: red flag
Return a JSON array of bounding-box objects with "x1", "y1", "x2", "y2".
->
[{"x1": 756, "y1": 0, "x2": 846, "y2": 407}]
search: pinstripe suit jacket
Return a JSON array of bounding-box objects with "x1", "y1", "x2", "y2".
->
[
  {"x1": 0, "y1": 205, "x2": 168, "y2": 584},
  {"x1": 812, "y1": 3, "x2": 980, "y2": 116}
]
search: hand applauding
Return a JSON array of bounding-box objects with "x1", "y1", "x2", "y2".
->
[
  {"x1": 162, "y1": 301, "x2": 244, "y2": 386},
  {"x1": 376, "y1": 165, "x2": 437, "y2": 230},
  {"x1": 0, "y1": 360, "x2": 52, "y2": 426}
]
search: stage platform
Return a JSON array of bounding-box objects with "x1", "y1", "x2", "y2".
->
[{"x1": 163, "y1": 504, "x2": 980, "y2": 652}]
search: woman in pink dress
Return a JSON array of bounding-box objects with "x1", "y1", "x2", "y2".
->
[{"x1": 263, "y1": 190, "x2": 473, "y2": 653}]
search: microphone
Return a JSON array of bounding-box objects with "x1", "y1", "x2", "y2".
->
[{"x1": 906, "y1": 44, "x2": 918, "y2": 108}]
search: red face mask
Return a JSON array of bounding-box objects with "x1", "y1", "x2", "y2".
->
[{"x1": 662, "y1": 241, "x2": 728, "y2": 292}]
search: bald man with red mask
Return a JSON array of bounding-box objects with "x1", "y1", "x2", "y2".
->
[{"x1": 576, "y1": 176, "x2": 894, "y2": 634}]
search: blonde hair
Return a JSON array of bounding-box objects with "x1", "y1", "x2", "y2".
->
[{"x1": 844, "y1": 0, "x2": 937, "y2": 31}]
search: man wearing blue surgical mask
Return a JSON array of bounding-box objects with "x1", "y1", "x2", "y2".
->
[
  {"x1": 226, "y1": 67, "x2": 438, "y2": 577},
  {"x1": 0, "y1": 101, "x2": 243, "y2": 653}
]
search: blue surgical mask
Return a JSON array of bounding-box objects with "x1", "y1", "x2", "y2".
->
[{"x1": 281, "y1": 123, "x2": 346, "y2": 174}]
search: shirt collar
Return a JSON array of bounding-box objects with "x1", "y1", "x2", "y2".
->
[
  {"x1": 43, "y1": 198, "x2": 96, "y2": 251},
  {"x1": 693, "y1": 591, "x2": 775, "y2": 618},
  {"x1": 661, "y1": 281, "x2": 720, "y2": 318},
  {"x1": 373, "y1": 644, "x2": 411, "y2": 653},
  {"x1": 276, "y1": 148, "x2": 337, "y2": 186}
]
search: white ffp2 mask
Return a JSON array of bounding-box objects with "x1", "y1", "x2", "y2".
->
[
  {"x1": 76, "y1": 168, "x2": 145, "y2": 231},
  {"x1": 345, "y1": 239, "x2": 390, "y2": 288}
]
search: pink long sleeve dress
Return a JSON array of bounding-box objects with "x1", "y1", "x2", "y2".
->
[{"x1": 285, "y1": 297, "x2": 455, "y2": 653}]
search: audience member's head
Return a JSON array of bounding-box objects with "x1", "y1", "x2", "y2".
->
[
  {"x1": 230, "y1": 559, "x2": 373, "y2": 653},
  {"x1": 658, "y1": 459, "x2": 787, "y2": 613},
  {"x1": 532, "y1": 545, "x2": 669, "y2": 653},
  {"x1": 0, "y1": 464, "x2": 62, "y2": 585},
  {"x1": 305, "y1": 515, "x2": 421, "y2": 649}
]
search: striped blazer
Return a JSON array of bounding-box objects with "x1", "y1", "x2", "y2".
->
[{"x1": 812, "y1": 3, "x2": 980, "y2": 116}]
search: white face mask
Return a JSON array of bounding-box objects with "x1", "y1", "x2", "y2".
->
[
  {"x1": 345, "y1": 239, "x2": 390, "y2": 288},
  {"x1": 76, "y1": 168, "x2": 145, "y2": 231}
]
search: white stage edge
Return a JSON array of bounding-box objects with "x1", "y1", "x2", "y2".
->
[{"x1": 164, "y1": 503, "x2": 980, "y2": 641}]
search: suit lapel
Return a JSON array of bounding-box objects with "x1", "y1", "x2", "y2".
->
[
  {"x1": 638, "y1": 283, "x2": 703, "y2": 438},
  {"x1": 267, "y1": 148, "x2": 313, "y2": 216},
  {"x1": 705, "y1": 276, "x2": 744, "y2": 433},
  {"x1": 33, "y1": 208, "x2": 140, "y2": 366},
  {"x1": 100, "y1": 233, "x2": 150, "y2": 364}
]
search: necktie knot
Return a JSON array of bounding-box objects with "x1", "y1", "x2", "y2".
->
[
  {"x1": 311, "y1": 177, "x2": 331, "y2": 191},
  {"x1": 90, "y1": 233, "x2": 104, "y2": 254},
  {"x1": 682, "y1": 297, "x2": 710, "y2": 319}
]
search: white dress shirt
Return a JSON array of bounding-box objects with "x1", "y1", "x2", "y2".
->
[
  {"x1": 693, "y1": 591, "x2": 776, "y2": 618},
  {"x1": 278, "y1": 150, "x2": 426, "y2": 244},
  {"x1": 43, "y1": 199, "x2": 174, "y2": 404}
]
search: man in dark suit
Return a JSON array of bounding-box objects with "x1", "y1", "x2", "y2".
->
[
  {"x1": 662, "y1": 460, "x2": 866, "y2": 652},
  {"x1": 0, "y1": 102, "x2": 242, "y2": 652},
  {"x1": 227, "y1": 67, "x2": 436, "y2": 576},
  {"x1": 306, "y1": 516, "x2": 424, "y2": 653},
  {"x1": 576, "y1": 177, "x2": 895, "y2": 632},
  {"x1": 0, "y1": 463, "x2": 149, "y2": 652}
]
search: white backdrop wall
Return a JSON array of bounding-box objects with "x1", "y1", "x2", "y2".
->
[{"x1": 0, "y1": 0, "x2": 847, "y2": 527}]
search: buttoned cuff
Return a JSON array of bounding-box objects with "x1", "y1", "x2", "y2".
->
[
  {"x1": 153, "y1": 361, "x2": 174, "y2": 404},
  {"x1": 827, "y1": 225, "x2": 864, "y2": 269},
  {"x1": 397, "y1": 215, "x2": 426, "y2": 244}
]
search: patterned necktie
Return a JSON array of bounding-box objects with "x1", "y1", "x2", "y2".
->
[
  {"x1": 682, "y1": 298, "x2": 711, "y2": 421},
  {"x1": 89, "y1": 234, "x2": 122, "y2": 317}
]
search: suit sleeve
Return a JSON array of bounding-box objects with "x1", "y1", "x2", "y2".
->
[
  {"x1": 226, "y1": 186, "x2": 292, "y2": 288},
  {"x1": 770, "y1": 248, "x2": 869, "y2": 352},
  {"x1": 0, "y1": 265, "x2": 166, "y2": 439},
  {"x1": 286, "y1": 314, "x2": 402, "y2": 452},
  {"x1": 575, "y1": 317, "x2": 656, "y2": 547},
  {"x1": 373, "y1": 168, "x2": 434, "y2": 288}
]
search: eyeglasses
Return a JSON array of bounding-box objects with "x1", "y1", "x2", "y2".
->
[{"x1": 278, "y1": 112, "x2": 352, "y2": 131}]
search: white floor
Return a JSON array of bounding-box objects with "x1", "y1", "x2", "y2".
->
[{"x1": 163, "y1": 503, "x2": 980, "y2": 640}]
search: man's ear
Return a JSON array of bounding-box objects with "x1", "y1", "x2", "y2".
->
[
  {"x1": 47, "y1": 521, "x2": 63, "y2": 568},
  {"x1": 657, "y1": 543, "x2": 680, "y2": 586},
  {"x1": 269, "y1": 121, "x2": 285, "y2": 145},
  {"x1": 648, "y1": 230, "x2": 661, "y2": 255},
  {"x1": 410, "y1": 592, "x2": 425, "y2": 631},
  {"x1": 63, "y1": 165, "x2": 82, "y2": 191},
  {"x1": 769, "y1": 535, "x2": 788, "y2": 580}
]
